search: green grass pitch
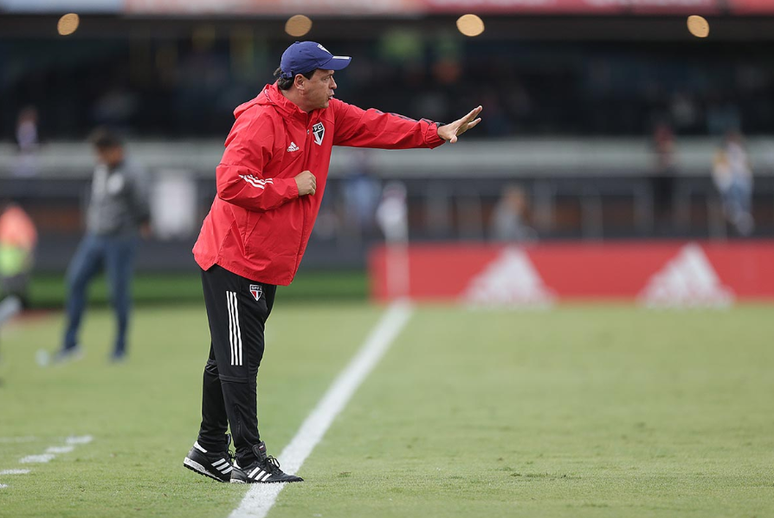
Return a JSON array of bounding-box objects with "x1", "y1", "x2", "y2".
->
[{"x1": 1, "y1": 302, "x2": 773, "y2": 517}]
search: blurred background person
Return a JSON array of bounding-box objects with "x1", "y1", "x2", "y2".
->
[
  {"x1": 712, "y1": 131, "x2": 754, "y2": 236},
  {"x1": 341, "y1": 150, "x2": 381, "y2": 241},
  {"x1": 51, "y1": 128, "x2": 151, "y2": 364},
  {"x1": 650, "y1": 122, "x2": 677, "y2": 229},
  {"x1": 13, "y1": 106, "x2": 40, "y2": 178},
  {"x1": 376, "y1": 181, "x2": 410, "y2": 300},
  {"x1": 490, "y1": 184, "x2": 536, "y2": 243},
  {"x1": 0, "y1": 200, "x2": 37, "y2": 382},
  {"x1": 376, "y1": 181, "x2": 409, "y2": 244},
  {"x1": 0, "y1": 200, "x2": 37, "y2": 320}
]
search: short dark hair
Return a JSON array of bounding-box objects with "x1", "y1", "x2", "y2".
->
[
  {"x1": 274, "y1": 67, "x2": 316, "y2": 90},
  {"x1": 89, "y1": 127, "x2": 123, "y2": 150}
]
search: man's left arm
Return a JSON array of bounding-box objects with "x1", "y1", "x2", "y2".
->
[
  {"x1": 128, "y1": 163, "x2": 152, "y2": 237},
  {"x1": 332, "y1": 100, "x2": 482, "y2": 149}
]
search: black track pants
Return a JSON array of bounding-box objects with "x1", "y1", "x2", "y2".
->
[{"x1": 196, "y1": 265, "x2": 276, "y2": 465}]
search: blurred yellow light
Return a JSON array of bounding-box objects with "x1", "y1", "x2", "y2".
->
[
  {"x1": 57, "y1": 13, "x2": 80, "y2": 36},
  {"x1": 285, "y1": 15, "x2": 312, "y2": 38},
  {"x1": 687, "y1": 15, "x2": 710, "y2": 38},
  {"x1": 456, "y1": 14, "x2": 484, "y2": 37}
]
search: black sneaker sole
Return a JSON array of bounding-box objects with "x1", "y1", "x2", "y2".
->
[
  {"x1": 230, "y1": 470, "x2": 304, "y2": 484},
  {"x1": 183, "y1": 457, "x2": 229, "y2": 483},
  {"x1": 230, "y1": 477, "x2": 303, "y2": 484}
]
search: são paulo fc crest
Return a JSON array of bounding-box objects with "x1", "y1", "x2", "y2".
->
[
  {"x1": 249, "y1": 284, "x2": 263, "y2": 301},
  {"x1": 312, "y1": 122, "x2": 325, "y2": 145}
]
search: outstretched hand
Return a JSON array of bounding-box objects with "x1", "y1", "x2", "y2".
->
[{"x1": 437, "y1": 106, "x2": 483, "y2": 144}]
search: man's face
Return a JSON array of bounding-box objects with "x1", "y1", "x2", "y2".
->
[
  {"x1": 302, "y1": 69, "x2": 337, "y2": 110},
  {"x1": 96, "y1": 146, "x2": 124, "y2": 168}
]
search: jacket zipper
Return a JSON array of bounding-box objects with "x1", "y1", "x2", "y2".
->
[{"x1": 295, "y1": 116, "x2": 316, "y2": 271}]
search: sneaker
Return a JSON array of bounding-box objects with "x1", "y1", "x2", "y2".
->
[
  {"x1": 183, "y1": 437, "x2": 234, "y2": 483},
  {"x1": 52, "y1": 345, "x2": 83, "y2": 364},
  {"x1": 109, "y1": 351, "x2": 127, "y2": 364},
  {"x1": 230, "y1": 442, "x2": 303, "y2": 484}
]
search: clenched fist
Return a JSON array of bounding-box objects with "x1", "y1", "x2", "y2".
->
[{"x1": 295, "y1": 170, "x2": 317, "y2": 196}]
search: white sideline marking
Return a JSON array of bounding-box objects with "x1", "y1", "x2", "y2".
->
[
  {"x1": 229, "y1": 301, "x2": 414, "y2": 518},
  {"x1": 0, "y1": 484, "x2": 7, "y2": 489},
  {"x1": 46, "y1": 446, "x2": 75, "y2": 454},
  {"x1": 19, "y1": 454, "x2": 55, "y2": 464},
  {"x1": 14, "y1": 436, "x2": 93, "y2": 469},
  {"x1": 0, "y1": 469, "x2": 30, "y2": 475},
  {"x1": 66, "y1": 435, "x2": 93, "y2": 445}
]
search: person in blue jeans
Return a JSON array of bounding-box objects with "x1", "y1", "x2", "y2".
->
[{"x1": 55, "y1": 128, "x2": 151, "y2": 363}]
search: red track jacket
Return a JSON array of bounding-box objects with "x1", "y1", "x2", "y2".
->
[{"x1": 193, "y1": 83, "x2": 445, "y2": 285}]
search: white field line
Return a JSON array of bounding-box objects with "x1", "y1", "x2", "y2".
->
[
  {"x1": 66, "y1": 435, "x2": 93, "y2": 445},
  {"x1": 229, "y1": 301, "x2": 414, "y2": 518},
  {"x1": 4, "y1": 436, "x2": 94, "y2": 488},
  {"x1": 19, "y1": 454, "x2": 55, "y2": 464},
  {"x1": 14, "y1": 436, "x2": 93, "y2": 465},
  {"x1": 46, "y1": 446, "x2": 75, "y2": 454},
  {"x1": 0, "y1": 469, "x2": 30, "y2": 475}
]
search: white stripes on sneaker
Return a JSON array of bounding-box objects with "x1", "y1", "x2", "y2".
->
[
  {"x1": 227, "y1": 291, "x2": 243, "y2": 366},
  {"x1": 246, "y1": 467, "x2": 272, "y2": 482},
  {"x1": 194, "y1": 441, "x2": 208, "y2": 453},
  {"x1": 212, "y1": 458, "x2": 233, "y2": 474}
]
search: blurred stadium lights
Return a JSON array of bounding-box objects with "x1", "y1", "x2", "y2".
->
[
  {"x1": 56, "y1": 13, "x2": 80, "y2": 36},
  {"x1": 285, "y1": 14, "x2": 313, "y2": 37},
  {"x1": 687, "y1": 14, "x2": 711, "y2": 38},
  {"x1": 2, "y1": 0, "x2": 774, "y2": 15},
  {"x1": 456, "y1": 14, "x2": 485, "y2": 37}
]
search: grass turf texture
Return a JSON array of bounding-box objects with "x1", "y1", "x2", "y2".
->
[{"x1": 1, "y1": 304, "x2": 773, "y2": 517}]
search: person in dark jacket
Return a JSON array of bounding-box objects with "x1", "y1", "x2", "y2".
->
[
  {"x1": 53, "y1": 128, "x2": 151, "y2": 364},
  {"x1": 184, "y1": 41, "x2": 482, "y2": 484}
]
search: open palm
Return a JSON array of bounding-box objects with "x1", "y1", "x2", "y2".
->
[{"x1": 437, "y1": 105, "x2": 483, "y2": 143}]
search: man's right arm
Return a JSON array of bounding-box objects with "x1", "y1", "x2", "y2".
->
[{"x1": 216, "y1": 114, "x2": 301, "y2": 211}]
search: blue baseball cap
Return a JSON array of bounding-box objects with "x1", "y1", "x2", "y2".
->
[{"x1": 279, "y1": 41, "x2": 352, "y2": 79}]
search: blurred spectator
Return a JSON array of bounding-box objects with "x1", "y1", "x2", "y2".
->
[
  {"x1": 376, "y1": 181, "x2": 409, "y2": 243},
  {"x1": 52, "y1": 128, "x2": 151, "y2": 364},
  {"x1": 670, "y1": 92, "x2": 700, "y2": 131},
  {"x1": 481, "y1": 90, "x2": 511, "y2": 136},
  {"x1": 376, "y1": 182, "x2": 410, "y2": 300},
  {"x1": 651, "y1": 122, "x2": 677, "y2": 225},
  {"x1": 490, "y1": 184, "x2": 536, "y2": 242},
  {"x1": 0, "y1": 201, "x2": 37, "y2": 312},
  {"x1": 341, "y1": 150, "x2": 381, "y2": 239},
  {"x1": 0, "y1": 201, "x2": 37, "y2": 380},
  {"x1": 92, "y1": 84, "x2": 139, "y2": 132},
  {"x1": 13, "y1": 106, "x2": 39, "y2": 177},
  {"x1": 712, "y1": 131, "x2": 754, "y2": 236},
  {"x1": 706, "y1": 92, "x2": 741, "y2": 136}
]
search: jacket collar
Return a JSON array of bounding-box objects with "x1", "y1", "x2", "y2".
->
[
  {"x1": 261, "y1": 83, "x2": 321, "y2": 122},
  {"x1": 233, "y1": 83, "x2": 324, "y2": 124}
]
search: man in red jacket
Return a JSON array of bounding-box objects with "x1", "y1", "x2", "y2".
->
[{"x1": 184, "y1": 41, "x2": 482, "y2": 484}]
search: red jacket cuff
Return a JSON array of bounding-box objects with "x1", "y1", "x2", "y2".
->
[{"x1": 426, "y1": 122, "x2": 446, "y2": 149}]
